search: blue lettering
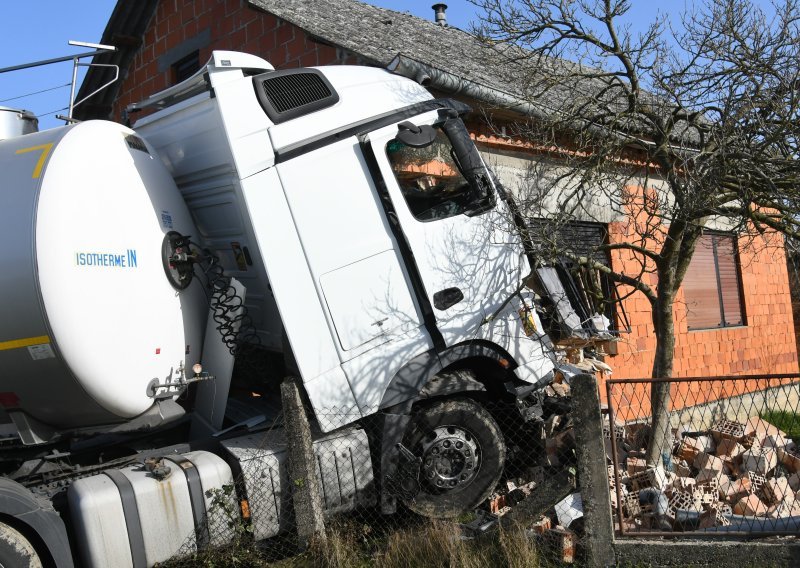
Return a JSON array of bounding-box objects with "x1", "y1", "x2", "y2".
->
[{"x1": 73, "y1": 249, "x2": 138, "y2": 269}]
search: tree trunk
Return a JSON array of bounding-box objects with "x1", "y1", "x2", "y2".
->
[{"x1": 645, "y1": 287, "x2": 676, "y2": 466}]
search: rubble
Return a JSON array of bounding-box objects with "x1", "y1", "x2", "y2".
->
[
  {"x1": 609, "y1": 416, "x2": 800, "y2": 534},
  {"x1": 543, "y1": 525, "x2": 576, "y2": 564}
]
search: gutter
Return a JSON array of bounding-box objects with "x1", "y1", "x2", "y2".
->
[
  {"x1": 386, "y1": 54, "x2": 698, "y2": 155},
  {"x1": 386, "y1": 54, "x2": 547, "y2": 121}
]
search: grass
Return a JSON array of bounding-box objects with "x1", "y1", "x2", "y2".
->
[
  {"x1": 760, "y1": 410, "x2": 800, "y2": 440},
  {"x1": 167, "y1": 517, "x2": 551, "y2": 568}
]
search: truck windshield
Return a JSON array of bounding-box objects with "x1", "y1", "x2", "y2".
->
[{"x1": 386, "y1": 124, "x2": 492, "y2": 222}]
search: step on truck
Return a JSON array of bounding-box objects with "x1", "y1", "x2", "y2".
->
[{"x1": 0, "y1": 51, "x2": 578, "y2": 567}]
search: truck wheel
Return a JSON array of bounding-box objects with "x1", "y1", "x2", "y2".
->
[
  {"x1": 0, "y1": 522, "x2": 42, "y2": 568},
  {"x1": 403, "y1": 398, "x2": 505, "y2": 518}
]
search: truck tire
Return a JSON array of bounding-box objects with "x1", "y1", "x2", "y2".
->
[
  {"x1": 402, "y1": 398, "x2": 505, "y2": 518},
  {"x1": 0, "y1": 522, "x2": 42, "y2": 568}
]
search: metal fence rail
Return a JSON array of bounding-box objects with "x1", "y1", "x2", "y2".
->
[{"x1": 605, "y1": 373, "x2": 800, "y2": 538}]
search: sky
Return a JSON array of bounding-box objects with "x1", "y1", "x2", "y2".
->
[{"x1": 0, "y1": 1, "x2": 770, "y2": 131}]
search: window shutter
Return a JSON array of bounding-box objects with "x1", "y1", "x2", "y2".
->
[
  {"x1": 683, "y1": 233, "x2": 745, "y2": 330},
  {"x1": 715, "y1": 236, "x2": 744, "y2": 326},
  {"x1": 684, "y1": 237, "x2": 722, "y2": 329}
]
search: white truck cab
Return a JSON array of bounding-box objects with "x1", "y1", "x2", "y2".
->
[
  {"x1": 129, "y1": 51, "x2": 558, "y2": 517},
  {"x1": 133, "y1": 51, "x2": 554, "y2": 420}
]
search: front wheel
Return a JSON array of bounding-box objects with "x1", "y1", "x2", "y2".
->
[
  {"x1": 0, "y1": 522, "x2": 42, "y2": 568},
  {"x1": 402, "y1": 398, "x2": 505, "y2": 518}
]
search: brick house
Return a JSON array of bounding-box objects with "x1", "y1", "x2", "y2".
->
[{"x1": 76, "y1": 0, "x2": 799, "y2": 383}]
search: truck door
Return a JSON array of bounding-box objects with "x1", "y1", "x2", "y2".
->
[{"x1": 363, "y1": 112, "x2": 525, "y2": 348}]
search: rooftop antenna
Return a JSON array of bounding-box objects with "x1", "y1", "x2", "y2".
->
[{"x1": 0, "y1": 40, "x2": 118, "y2": 123}]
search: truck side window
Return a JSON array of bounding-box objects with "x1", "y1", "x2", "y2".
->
[{"x1": 386, "y1": 127, "x2": 480, "y2": 222}]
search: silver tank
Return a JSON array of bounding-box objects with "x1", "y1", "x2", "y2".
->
[
  {"x1": 0, "y1": 106, "x2": 38, "y2": 140},
  {"x1": 0, "y1": 120, "x2": 206, "y2": 440}
]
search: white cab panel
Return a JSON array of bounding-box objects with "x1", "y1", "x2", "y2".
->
[
  {"x1": 239, "y1": 167, "x2": 361, "y2": 426},
  {"x1": 320, "y1": 250, "x2": 418, "y2": 352},
  {"x1": 268, "y1": 66, "x2": 432, "y2": 154}
]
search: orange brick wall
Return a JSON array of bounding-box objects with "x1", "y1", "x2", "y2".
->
[
  {"x1": 112, "y1": 0, "x2": 364, "y2": 122},
  {"x1": 609, "y1": 224, "x2": 799, "y2": 380},
  {"x1": 471, "y1": 139, "x2": 800, "y2": 384}
]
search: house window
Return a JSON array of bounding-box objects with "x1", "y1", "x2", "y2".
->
[
  {"x1": 683, "y1": 233, "x2": 745, "y2": 330},
  {"x1": 528, "y1": 219, "x2": 622, "y2": 338},
  {"x1": 172, "y1": 51, "x2": 200, "y2": 84}
]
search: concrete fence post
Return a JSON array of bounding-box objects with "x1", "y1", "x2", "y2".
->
[
  {"x1": 280, "y1": 377, "x2": 326, "y2": 549},
  {"x1": 571, "y1": 373, "x2": 616, "y2": 567}
]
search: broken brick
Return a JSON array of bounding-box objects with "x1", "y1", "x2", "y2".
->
[
  {"x1": 716, "y1": 438, "x2": 745, "y2": 458},
  {"x1": 489, "y1": 494, "x2": 507, "y2": 515},
  {"x1": 741, "y1": 448, "x2": 778, "y2": 476},
  {"x1": 778, "y1": 447, "x2": 800, "y2": 473},
  {"x1": 698, "y1": 506, "x2": 731, "y2": 529},
  {"x1": 788, "y1": 472, "x2": 800, "y2": 492},
  {"x1": 697, "y1": 469, "x2": 729, "y2": 489},
  {"x1": 669, "y1": 490, "x2": 703, "y2": 514},
  {"x1": 762, "y1": 477, "x2": 793, "y2": 506},
  {"x1": 744, "y1": 417, "x2": 785, "y2": 443},
  {"x1": 676, "y1": 438, "x2": 704, "y2": 463},
  {"x1": 723, "y1": 477, "x2": 752, "y2": 503},
  {"x1": 673, "y1": 476, "x2": 696, "y2": 493},
  {"x1": 627, "y1": 457, "x2": 648, "y2": 475},
  {"x1": 630, "y1": 467, "x2": 668, "y2": 492},
  {"x1": 621, "y1": 493, "x2": 642, "y2": 520},
  {"x1": 531, "y1": 515, "x2": 552, "y2": 534},
  {"x1": 763, "y1": 434, "x2": 790, "y2": 450},
  {"x1": 747, "y1": 471, "x2": 767, "y2": 495},
  {"x1": 693, "y1": 452, "x2": 724, "y2": 473},
  {"x1": 770, "y1": 499, "x2": 800, "y2": 518},
  {"x1": 733, "y1": 493, "x2": 768, "y2": 516},
  {"x1": 673, "y1": 460, "x2": 692, "y2": 478},
  {"x1": 710, "y1": 419, "x2": 746, "y2": 443},
  {"x1": 544, "y1": 526, "x2": 576, "y2": 564}
]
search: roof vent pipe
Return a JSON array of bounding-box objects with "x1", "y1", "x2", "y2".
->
[
  {"x1": 0, "y1": 107, "x2": 38, "y2": 141},
  {"x1": 432, "y1": 3, "x2": 448, "y2": 26}
]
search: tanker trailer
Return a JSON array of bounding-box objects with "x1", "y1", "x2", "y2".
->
[{"x1": 0, "y1": 120, "x2": 207, "y2": 445}]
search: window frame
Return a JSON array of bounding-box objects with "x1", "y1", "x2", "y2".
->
[
  {"x1": 384, "y1": 120, "x2": 495, "y2": 223},
  {"x1": 528, "y1": 219, "x2": 626, "y2": 340}
]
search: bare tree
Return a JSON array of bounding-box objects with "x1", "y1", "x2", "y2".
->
[{"x1": 471, "y1": 0, "x2": 800, "y2": 464}]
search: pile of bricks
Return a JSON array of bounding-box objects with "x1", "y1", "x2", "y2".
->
[{"x1": 607, "y1": 416, "x2": 800, "y2": 531}]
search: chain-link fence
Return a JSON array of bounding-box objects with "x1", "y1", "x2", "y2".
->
[
  {"x1": 152, "y1": 372, "x2": 592, "y2": 567},
  {"x1": 606, "y1": 374, "x2": 800, "y2": 537}
]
